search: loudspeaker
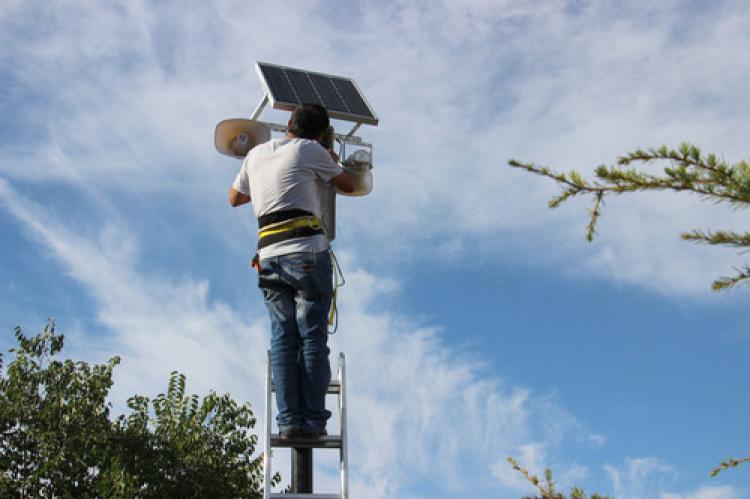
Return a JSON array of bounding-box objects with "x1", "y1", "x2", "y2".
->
[{"x1": 214, "y1": 119, "x2": 271, "y2": 159}]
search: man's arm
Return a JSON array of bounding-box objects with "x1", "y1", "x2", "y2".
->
[
  {"x1": 312, "y1": 144, "x2": 356, "y2": 194},
  {"x1": 229, "y1": 186, "x2": 251, "y2": 207},
  {"x1": 331, "y1": 171, "x2": 356, "y2": 194}
]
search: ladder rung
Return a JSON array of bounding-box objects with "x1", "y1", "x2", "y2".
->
[
  {"x1": 270, "y1": 380, "x2": 341, "y2": 394},
  {"x1": 270, "y1": 494, "x2": 341, "y2": 499},
  {"x1": 270, "y1": 434, "x2": 342, "y2": 449}
]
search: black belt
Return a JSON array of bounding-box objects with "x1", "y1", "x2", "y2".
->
[{"x1": 257, "y1": 209, "x2": 324, "y2": 250}]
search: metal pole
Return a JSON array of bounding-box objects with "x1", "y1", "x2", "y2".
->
[
  {"x1": 339, "y1": 353, "x2": 348, "y2": 499},
  {"x1": 291, "y1": 448, "x2": 313, "y2": 492},
  {"x1": 264, "y1": 351, "x2": 272, "y2": 499},
  {"x1": 250, "y1": 94, "x2": 269, "y2": 120}
]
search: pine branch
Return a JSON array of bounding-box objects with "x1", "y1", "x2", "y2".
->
[
  {"x1": 710, "y1": 455, "x2": 750, "y2": 476},
  {"x1": 711, "y1": 266, "x2": 750, "y2": 291},
  {"x1": 681, "y1": 230, "x2": 750, "y2": 248},
  {"x1": 508, "y1": 143, "x2": 750, "y2": 292},
  {"x1": 586, "y1": 192, "x2": 604, "y2": 242},
  {"x1": 507, "y1": 456, "x2": 542, "y2": 489},
  {"x1": 619, "y1": 144, "x2": 750, "y2": 195},
  {"x1": 507, "y1": 456, "x2": 609, "y2": 499},
  {"x1": 680, "y1": 231, "x2": 750, "y2": 289}
]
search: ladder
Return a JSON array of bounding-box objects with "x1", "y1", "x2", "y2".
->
[{"x1": 263, "y1": 351, "x2": 349, "y2": 499}]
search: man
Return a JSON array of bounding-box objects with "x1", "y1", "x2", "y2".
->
[{"x1": 229, "y1": 103, "x2": 354, "y2": 438}]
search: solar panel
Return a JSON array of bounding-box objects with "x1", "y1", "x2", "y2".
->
[{"x1": 256, "y1": 62, "x2": 378, "y2": 126}]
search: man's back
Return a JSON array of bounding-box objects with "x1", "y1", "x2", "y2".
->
[
  {"x1": 233, "y1": 136, "x2": 342, "y2": 258},
  {"x1": 247, "y1": 137, "x2": 339, "y2": 218}
]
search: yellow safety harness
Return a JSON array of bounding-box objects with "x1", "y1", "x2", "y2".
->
[
  {"x1": 257, "y1": 215, "x2": 321, "y2": 241},
  {"x1": 256, "y1": 209, "x2": 325, "y2": 250}
]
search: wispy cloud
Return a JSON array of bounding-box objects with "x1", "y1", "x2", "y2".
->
[
  {"x1": 604, "y1": 457, "x2": 742, "y2": 499},
  {"x1": 0, "y1": 181, "x2": 598, "y2": 496},
  {"x1": 663, "y1": 484, "x2": 742, "y2": 499},
  {"x1": 605, "y1": 456, "x2": 675, "y2": 498}
]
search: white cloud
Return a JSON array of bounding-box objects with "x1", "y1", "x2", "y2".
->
[
  {"x1": 605, "y1": 456, "x2": 675, "y2": 498},
  {"x1": 600, "y1": 457, "x2": 743, "y2": 499},
  {"x1": 336, "y1": 0, "x2": 750, "y2": 296},
  {"x1": 662, "y1": 485, "x2": 742, "y2": 499},
  {"x1": 0, "y1": 181, "x2": 594, "y2": 497},
  {"x1": 588, "y1": 432, "x2": 607, "y2": 447}
]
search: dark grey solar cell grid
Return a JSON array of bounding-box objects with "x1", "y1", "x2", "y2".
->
[
  {"x1": 260, "y1": 65, "x2": 297, "y2": 106},
  {"x1": 308, "y1": 73, "x2": 348, "y2": 114},
  {"x1": 285, "y1": 69, "x2": 319, "y2": 105},
  {"x1": 330, "y1": 78, "x2": 372, "y2": 118},
  {"x1": 257, "y1": 62, "x2": 378, "y2": 125}
]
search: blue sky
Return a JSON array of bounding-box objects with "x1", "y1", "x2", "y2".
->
[{"x1": 1, "y1": 1, "x2": 749, "y2": 497}]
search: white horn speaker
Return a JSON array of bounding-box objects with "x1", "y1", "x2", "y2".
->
[{"x1": 215, "y1": 119, "x2": 271, "y2": 159}]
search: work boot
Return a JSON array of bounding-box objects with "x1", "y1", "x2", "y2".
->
[
  {"x1": 280, "y1": 428, "x2": 304, "y2": 440},
  {"x1": 302, "y1": 428, "x2": 327, "y2": 439}
]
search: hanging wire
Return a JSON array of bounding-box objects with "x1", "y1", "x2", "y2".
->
[{"x1": 327, "y1": 249, "x2": 346, "y2": 335}]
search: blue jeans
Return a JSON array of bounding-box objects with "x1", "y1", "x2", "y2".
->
[{"x1": 258, "y1": 250, "x2": 333, "y2": 433}]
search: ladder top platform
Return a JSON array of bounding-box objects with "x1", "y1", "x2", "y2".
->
[
  {"x1": 271, "y1": 380, "x2": 341, "y2": 394},
  {"x1": 270, "y1": 434, "x2": 343, "y2": 449},
  {"x1": 270, "y1": 494, "x2": 342, "y2": 499}
]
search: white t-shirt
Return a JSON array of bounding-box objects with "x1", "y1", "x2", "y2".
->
[{"x1": 232, "y1": 137, "x2": 343, "y2": 259}]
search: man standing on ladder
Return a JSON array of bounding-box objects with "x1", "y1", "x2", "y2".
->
[{"x1": 229, "y1": 103, "x2": 355, "y2": 439}]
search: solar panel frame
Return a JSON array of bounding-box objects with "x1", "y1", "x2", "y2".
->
[{"x1": 255, "y1": 62, "x2": 379, "y2": 126}]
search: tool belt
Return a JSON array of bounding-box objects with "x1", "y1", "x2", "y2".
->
[{"x1": 257, "y1": 209, "x2": 324, "y2": 250}]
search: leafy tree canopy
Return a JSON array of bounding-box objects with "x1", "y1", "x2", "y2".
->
[{"x1": 0, "y1": 321, "x2": 277, "y2": 498}]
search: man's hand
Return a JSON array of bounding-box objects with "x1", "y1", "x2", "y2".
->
[{"x1": 229, "y1": 187, "x2": 251, "y2": 207}]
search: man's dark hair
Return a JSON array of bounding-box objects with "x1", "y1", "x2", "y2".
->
[{"x1": 289, "y1": 103, "x2": 330, "y2": 140}]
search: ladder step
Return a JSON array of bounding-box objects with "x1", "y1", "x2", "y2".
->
[
  {"x1": 270, "y1": 380, "x2": 341, "y2": 394},
  {"x1": 270, "y1": 434, "x2": 342, "y2": 449},
  {"x1": 269, "y1": 494, "x2": 341, "y2": 499}
]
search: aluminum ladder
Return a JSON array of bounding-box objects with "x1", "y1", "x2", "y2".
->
[{"x1": 263, "y1": 351, "x2": 348, "y2": 499}]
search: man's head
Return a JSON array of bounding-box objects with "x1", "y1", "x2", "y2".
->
[{"x1": 288, "y1": 103, "x2": 330, "y2": 141}]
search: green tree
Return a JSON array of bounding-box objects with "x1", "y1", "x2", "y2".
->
[
  {"x1": 509, "y1": 143, "x2": 750, "y2": 290},
  {"x1": 0, "y1": 321, "x2": 276, "y2": 498},
  {"x1": 100, "y1": 373, "x2": 275, "y2": 497},
  {"x1": 0, "y1": 322, "x2": 117, "y2": 497}
]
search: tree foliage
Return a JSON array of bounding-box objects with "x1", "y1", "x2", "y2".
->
[
  {"x1": 509, "y1": 143, "x2": 750, "y2": 290},
  {"x1": 507, "y1": 457, "x2": 609, "y2": 499},
  {"x1": 0, "y1": 321, "x2": 276, "y2": 498},
  {"x1": 0, "y1": 323, "x2": 117, "y2": 497},
  {"x1": 710, "y1": 456, "x2": 750, "y2": 478}
]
